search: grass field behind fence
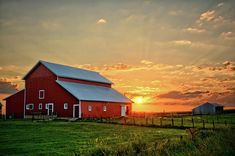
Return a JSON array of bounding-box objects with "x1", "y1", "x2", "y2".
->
[{"x1": 0, "y1": 120, "x2": 186, "y2": 155}]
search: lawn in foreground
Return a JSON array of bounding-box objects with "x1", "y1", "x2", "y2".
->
[{"x1": 0, "y1": 120, "x2": 186, "y2": 155}]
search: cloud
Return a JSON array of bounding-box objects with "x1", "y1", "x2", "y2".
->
[
  {"x1": 199, "y1": 10, "x2": 216, "y2": 22},
  {"x1": 140, "y1": 60, "x2": 153, "y2": 65},
  {"x1": 0, "y1": 76, "x2": 21, "y2": 83},
  {"x1": 196, "y1": 9, "x2": 226, "y2": 27},
  {"x1": 220, "y1": 32, "x2": 235, "y2": 40},
  {"x1": 74, "y1": 63, "x2": 133, "y2": 71},
  {"x1": 223, "y1": 61, "x2": 232, "y2": 66},
  {"x1": 195, "y1": 61, "x2": 235, "y2": 72},
  {"x1": 0, "y1": 79, "x2": 19, "y2": 94},
  {"x1": 157, "y1": 90, "x2": 209, "y2": 99},
  {"x1": 172, "y1": 40, "x2": 192, "y2": 46},
  {"x1": 97, "y1": 18, "x2": 107, "y2": 24},
  {"x1": 168, "y1": 10, "x2": 183, "y2": 16},
  {"x1": 223, "y1": 61, "x2": 235, "y2": 71},
  {"x1": 183, "y1": 27, "x2": 205, "y2": 33},
  {"x1": 217, "y1": 3, "x2": 224, "y2": 7}
]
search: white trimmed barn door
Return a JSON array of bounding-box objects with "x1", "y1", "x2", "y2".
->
[{"x1": 121, "y1": 105, "x2": 126, "y2": 117}]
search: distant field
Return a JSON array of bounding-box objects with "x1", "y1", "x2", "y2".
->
[{"x1": 0, "y1": 120, "x2": 186, "y2": 155}]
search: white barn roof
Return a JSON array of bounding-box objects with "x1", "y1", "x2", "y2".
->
[
  {"x1": 193, "y1": 102, "x2": 223, "y2": 109},
  {"x1": 56, "y1": 80, "x2": 131, "y2": 103},
  {"x1": 23, "y1": 60, "x2": 112, "y2": 84}
]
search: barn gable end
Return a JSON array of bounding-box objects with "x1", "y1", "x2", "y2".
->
[{"x1": 25, "y1": 63, "x2": 78, "y2": 117}]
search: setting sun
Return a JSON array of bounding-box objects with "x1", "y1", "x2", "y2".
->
[{"x1": 133, "y1": 96, "x2": 144, "y2": 104}]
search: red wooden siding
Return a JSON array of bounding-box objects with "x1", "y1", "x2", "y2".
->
[
  {"x1": 58, "y1": 77, "x2": 111, "y2": 88},
  {"x1": 5, "y1": 90, "x2": 24, "y2": 118},
  {"x1": 5, "y1": 61, "x2": 132, "y2": 119},
  {"x1": 25, "y1": 64, "x2": 78, "y2": 117},
  {"x1": 81, "y1": 101, "x2": 132, "y2": 118}
]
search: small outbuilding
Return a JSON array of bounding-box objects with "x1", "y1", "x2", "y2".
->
[{"x1": 192, "y1": 102, "x2": 224, "y2": 115}]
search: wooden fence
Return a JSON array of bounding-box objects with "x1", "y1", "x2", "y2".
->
[{"x1": 88, "y1": 115, "x2": 234, "y2": 129}]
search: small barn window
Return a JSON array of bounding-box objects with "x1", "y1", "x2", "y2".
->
[
  {"x1": 26, "y1": 104, "x2": 34, "y2": 110},
  {"x1": 103, "y1": 105, "x2": 107, "y2": 112},
  {"x1": 39, "y1": 90, "x2": 45, "y2": 99},
  {"x1": 45, "y1": 104, "x2": 48, "y2": 109},
  {"x1": 64, "y1": 103, "x2": 68, "y2": 110},
  {"x1": 88, "y1": 105, "x2": 92, "y2": 112},
  {"x1": 38, "y1": 103, "x2": 42, "y2": 110}
]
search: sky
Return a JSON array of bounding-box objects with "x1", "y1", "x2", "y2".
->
[{"x1": 0, "y1": 0, "x2": 235, "y2": 112}]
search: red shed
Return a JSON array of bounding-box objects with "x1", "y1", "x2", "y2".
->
[
  {"x1": 5, "y1": 90, "x2": 25, "y2": 118},
  {"x1": 5, "y1": 60, "x2": 132, "y2": 119}
]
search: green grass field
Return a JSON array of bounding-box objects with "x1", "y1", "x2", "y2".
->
[
  {"x1": 0, "y1": 120, "x2": 186, "y2": 155},
  {"x1": 0, "y1": 114, "x2": 235, "y2": 156}
]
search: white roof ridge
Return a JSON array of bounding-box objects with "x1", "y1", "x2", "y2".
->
[
  {"x1": 39, "y1": 60, "x2": 100, "y2": 74},
  {"x1": 23, "y1": 60, "x2": 113, "y2": 84}
]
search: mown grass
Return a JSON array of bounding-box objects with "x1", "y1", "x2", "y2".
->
[
  {"x1": 0, "y1": 120, "x2": 186, "y2": 156},
  {"x1": 0, "y1": 119, "x2": 234, "y2": 156}
]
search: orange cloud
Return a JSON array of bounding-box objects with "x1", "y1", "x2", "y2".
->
[
  {"x1": 199, "y1": 10, "x2": 216, "y2": 21},
  {"x1": 97, "y1": 18, "x2": 107, "y2": 24},
  {"x1": 140, "y1": 60, "x2": 153, "y2": 65},
  {"x1": 183, "y1": 27, "x2": 205, "y2": 33},
  {"x1": 172, "y1": 40, "x2": 192, "y2": 46}
]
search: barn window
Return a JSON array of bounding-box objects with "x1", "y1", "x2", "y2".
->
[
  {"x1": 38, "y1": 103, "x2": 42, "y2": 110},
  {"x1": 64, "y1": 103, "x2": 68, "y2": 110},
  {"x1": 103, "y1": 105, "x2": 107, "y2": 112},
  {"x1": 88, "y1": 105, "x2": 92, "y2": 112},
  {"x1": 26, "y1": 104, "x2": 34, "y2": 110},
  {"x1": 39, "y1": 90, "x2": 45, "y2": 99},
  {"x1": 45, "y1": 104, "x2": 48, "y2": 109}
]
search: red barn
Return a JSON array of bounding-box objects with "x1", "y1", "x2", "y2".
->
[{"x1": 5, "y1": 61, "x2": 132, "y2": 119}]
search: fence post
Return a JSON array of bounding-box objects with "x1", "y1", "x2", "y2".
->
[
  {"x1": 133, "y1": 117, "x2": 135, "y2": 125},
  {"x1": 181, "y1": 118, "x2": 183, "y2": 127},
  {"x1": 225, "y1": 120, "x2": 227, "y2": 126},
  {"x1": 171, "y1": 118, "x2": 174, "y2": 126},
  {"x1": 160, "y1": 117, "x2": 162, "y2": 126},
  {"x1": 152, "y1": 118, "x2": 154, "y2": 125},
  {"x1": 213, "y1": 120, "x2": 215, "y2": 129},
  {"x1": 202, "y1": 120, "x2": 205, "y2": 129},
  {"x1": 146, "y1": 118, "x2": 148, "y2": 125},
  {"x1": 192, "y1": 118, "x2": 194, "y2": 128},
  {"x1": 124, "y1": 117, "x2": 126, "y2": 125}
]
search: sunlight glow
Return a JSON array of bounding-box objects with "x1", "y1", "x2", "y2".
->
[{"x1": 133, "y1": 96, "x2": 144, "y2": 104}]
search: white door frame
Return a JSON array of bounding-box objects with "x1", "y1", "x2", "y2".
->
[
  {"x1": 121, "y1": 105, "x2": 126, "y2": 117},
  {"x1": 73, "y1": 102, "x2": 81, "y2": 118},
  {"x1": 47, "y1": 103, "x2": 54, "y2": 115}
]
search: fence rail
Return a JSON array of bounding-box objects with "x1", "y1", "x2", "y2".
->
[{"x1": 81, "y1": 115, "x2": 235, "y2": 129}]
